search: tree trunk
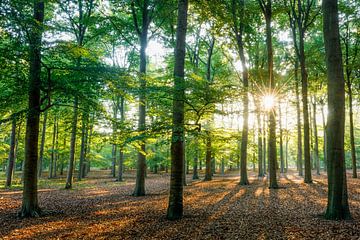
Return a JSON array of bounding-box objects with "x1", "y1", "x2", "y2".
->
[
  {"x1": 279, "y1": 103, "x2": 284, "y2": 174},
  {"x1": 204, "y1": 132, "x2": 212, "y2": 181},
  {"x1": 20, "y1": 0, "x2": 44, "y2": 217},
  {"x1": 167, "y1": 0, "x2": 188, "y2": 220},
  {"x1": 263, "y1": 114, "x2": 267, "y2": 174},
  {"x1": 38, "y1": 110, "x2": 47, "y2": 177},
  {"x1": 232, "y1": 0, "x2": 249, "y2": 186},
  {"x1": 5, "y1": 116, "x2": 17, "y2": 187},
  {"x1": 65, "y1": 97, "x2": 78, "y2": 189},
  {"x1": 298, "y1": 30, "x2": 312, "y2": 183},
  {"x1": 323, "y1": 0, "x2": 351, "y2": 220},
  {"x1": 321, "y1": 105, "x2": 327, "y2": 172},
  {"x1": 117, "y1": 97, "x2": 125, "y2": 182},
  {"x1": 258, "y1": 117, "x2": 264, "y2": 177},
  {"x1": 260, "y1": 0, "x2": 278, "y2": 188},
  {"x1": 133, "y1": 0, "x2": 150, "y2": 197},
  {"x1": 54, "y1": 120, "x2": 59, "y2": 177},
  {"x1": 192, "y1": 135, "x2": 199, "y2": 179},
  {"x1": 312, "y1": 97, "x2": 320, "y2": 175},
  {"x1": 49, "y1": 116, "x2": 57, "y2": 179},
  {"x1": 78, "y1": 112, "x2": 87, "y2": 180},
  {"x1": 347, "y1": 76, "x2": 357, "y2": 178},
  {"x1": 295, "y1": 68, "x2": 303, "y2": 176}
]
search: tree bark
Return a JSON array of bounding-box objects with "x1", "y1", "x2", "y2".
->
[
  {"x1": 299, "y1": 31, "x2": 312, "y2": 183},
  {"x1": 5, "y1": 116, "x2": 17, "y2": 187},
  {"x1": 204, "y1": 132, "x2": 212, "y2": 181},
  {"x1": 259, "y1": 0, "x2": 278, "y2": 188},
  {"x1": 133, "y1": 0, "x2": 150, "y2": 197},
  {"x1": 192, "y1": 134, "x2": 199, "y2": 180},
  {"x1": 232, "y1": 0, "x2": 249, "y2": 185},
  {"x1": 117, "y1": 97, "x2": 125, "y2": 182},
  {"x1": 78, "y1": 112, "x2": 87, "y2": 180},
  {"x1": 65, "y1": 97, "x2": 78, "y2": 189},
  {"x1": 167, "y1": 0, "x2": 188, "y2": 220},
  {"x1": 323, "y1": 0, "x2": 351, "y2": 220},
  {"x1": 38, "y1": 110, "x2": 47, "y2": 177},
  {"x1": 49, "y1": 116, "x2": 57, "y2": 179},
  {"x1": 20, "y1": 0, "x2": 44, "y2": 217},
  {"x1": 279, "y1": 103, "x2": 284, "y2": 174},
  {"x1": 312, "y1": 97, "x2": 320, "y2": 175},
  {"x1": 295, "y1": 65, "x2": 303, "y2": 176},
  {"x1": 321, "y1": 104, "x2": 327, "y2": 172}
]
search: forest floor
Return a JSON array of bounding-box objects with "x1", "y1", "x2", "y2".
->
[{"x1": 0, "y1": 170, "x2": 360, "y2": 240}]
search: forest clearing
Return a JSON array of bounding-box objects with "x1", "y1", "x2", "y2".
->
[{"x1": 1, "y1": 170, "x2": 360, "y2": 239}]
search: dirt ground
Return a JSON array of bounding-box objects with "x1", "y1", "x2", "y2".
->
[{"x1": 0, "y1": 170, "x2": 359, "y2": 240}]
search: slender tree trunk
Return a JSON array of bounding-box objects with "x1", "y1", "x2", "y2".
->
[
  {"x1": 86, "y1": 116, "x2": 94, "y2": 174},
  {"x1": 263, "y1": 114, "x2": 267, "y2": 174},
  {"x1": 323, "y1": 0, "x2": 351, "y2": 220},
  {"x1": 20, "y1": 0, "x2": 44, "y2": 217},
  {"x1": 78, "y1": 112, "x2": 87, "y2": 181},
  {"x1": 192, "y1": 135, "x2": 199, "y2": 179},
  {"x1": 5, "y1": 116, "x2": 17, "y2": 187},
  {"x1": 347, "y1": 82, "x2": 357, "y2": 178},
  {"x1": 295, "y1": 68, "x2": 303, "y2": 176},
  {"x1": 312, "y1": 97, "x2": 320, "y2": 175},
  {"x1": 321, "y1": 105, "x2": 327, "y2": 172},
  {"x1": 257, "y1": 108, "x2": 264, "y2": 177},
  {"x1": 279, "y1": 103, "x2": 284, "y2": 174},
  {"x1": 38, "y1": 110, "x2": 47, "y2": 177},
  {"x1": 183, "y1": 138, "x2": 187, "y2": 186},
  {"x1": 204, "y1": 132, "x2": 212, "y2": 181},
  {"x1": 49, "y1": 116, "x2": 56, "y2": 179},
  {"x1": 117, "y1": 97, "x2": 125, "y2": 182},
  {"x1": 111, "y1": 98, "x2": 118, "y2": 178},
  {"x1": 167, "y1": 0, "x2": 188, "y2": 220},
  {"x1": 65, "y1": 97, "x2": 78, "y2": 189},
  {"x1": 54, "y1": 120, "x2": 58, "y2": 177}
]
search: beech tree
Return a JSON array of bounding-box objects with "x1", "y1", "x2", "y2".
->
[
  {"x1": 20, "y1": 0, "x2": 45, "y2": 217},
  {"x1": 167, "y1": 0, "x2": 188, "y2": 220},
  {"x1": 323, "y1": 0, "x2": 351, "y2": 220}
]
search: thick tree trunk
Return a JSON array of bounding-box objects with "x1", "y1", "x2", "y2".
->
[
  {"x1": 299, "y1": 32, "x2": 312, "y2": 183},
  {"x1": 38, "y1": 110, "x2": 47, "y2": 177},
  {"x1": 5, "y1": 116, "x2": 17, "y2": 187},
  {"x1": 20, "y1": 0, "x2": 44, "y2": 217},
  {"x1": 167, "y1": 0, "x2": 188, "y2": 220},
  {"x1": 323, "y1": 0, "x2": 351, "y2": 220},
  {"x1": 260, "y1": 0, "x2": 278, "y2": 188},
  {"x1": 65, "y1": 97, "x2": 78, "y2": 189},
  {"x1": 133, "y1": 0, "x2": 150, "y2": 197}
]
